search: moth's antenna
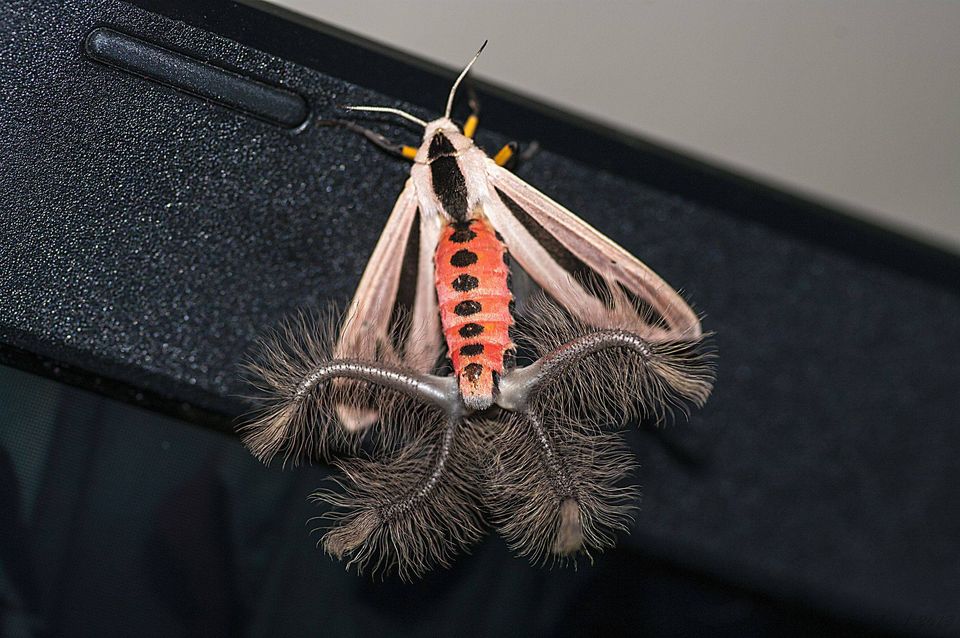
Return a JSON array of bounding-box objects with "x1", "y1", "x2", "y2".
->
[
  {"x1": 445, "y1": 40, "x2": 488, "y2": 119},
  {"x1": 342, "y1": 106, "x2": 428, "y2": 128}
]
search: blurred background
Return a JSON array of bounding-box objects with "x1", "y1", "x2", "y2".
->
[{"x1": 268, "y1": 0, "x2": 960, "y2": 252}]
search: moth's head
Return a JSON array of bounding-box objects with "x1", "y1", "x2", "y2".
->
[
  {"x1": 342, "y1": 41, "x2": 487, "y2": 147},
  {"x1": 423, "y1": 117, "x2": 462, "y2": 139},
  {"x1": 422, "y1": 117, "x2": 472, "y2": 156}
]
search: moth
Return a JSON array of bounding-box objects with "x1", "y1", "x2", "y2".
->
[{"x1": 243, "y1": 43, "x2": 714, "y2": 579}]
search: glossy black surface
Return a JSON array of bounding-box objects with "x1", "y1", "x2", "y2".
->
[
  {"x1": 0, "y1": 364, "x2": 891, "y2": 637},
  {"x1": 84, "y1": 27, "x2": 309, "y2": 128}
]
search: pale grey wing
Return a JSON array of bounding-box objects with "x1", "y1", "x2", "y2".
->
[
  {"x1": 334, "y1": 179, "x2": 443, "y2": 429},
  {"x1": 483, "y1": 160, "x2": 701, "y2": 342}
]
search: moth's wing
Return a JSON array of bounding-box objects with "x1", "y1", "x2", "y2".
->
[
  {"x1": 483, "y1": 160, "x2": 701, "y2": 342},
  {"x1": 334, "y1": 179, "x2": 443, "y2": 429}
]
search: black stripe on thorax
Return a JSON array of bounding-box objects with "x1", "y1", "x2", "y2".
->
[
  {"x1": 428, "y1": 132, "x2": 457, "y2": 159},
  {"x1": 430, "y1": 132, "x2": 469, "y2": 220}
]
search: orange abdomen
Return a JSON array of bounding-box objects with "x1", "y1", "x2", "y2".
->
[{"x1": 435, "y1": 216, "x2": 514, "y2": 410}]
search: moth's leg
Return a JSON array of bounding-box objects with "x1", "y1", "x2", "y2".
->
[
  {"x1": 517, "y1": 140, "x2": 541, "y2": 163},
  {"x1": 498, "y1": 327, "x2": 712, "y2": 424},
  {"x1": 523, "y1": 409, "x2": 577, "y2": 502},
  {"x1": 465, "y1": 86, "x2": 538, "y2": 168},
  {"x1": 463, "y1": 85, "x2": 481, "y2": 138},
  {"x1": 296, "y1": 359, "x2": 460, "y2": 415},
  {"x1": 317, "y1": 413, "x2": 484, "y2": 578},
  {"x1": 497, "y1": 329, "x2": 659, "y2": 411},
  {"x1": 486, "y1": 406, "x2": 635, "y2": 561},
  {"x1": 317, "y1": 119, "x2": 418, "y2": 160},
  {"x1": 493, "y1": 141, "x2": 518, "y2": 167},
  {"x1": 242, "y1": 355, "x2": 463, "y2": 465},
  {"x1": 520, "y1": 409, "x2": 588, "y2": 555},
  {"x1": 379, "y1": 414, "x2": 458, "y2": 522},
  {"x1": 494, "y1": 140, "x2": 541, "y2": 169},
  {"x1": 498, "y1": 330, "x2": 644, "y2": 409}
]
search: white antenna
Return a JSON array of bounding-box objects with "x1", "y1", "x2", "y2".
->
[
  {"x1": 444, "y1": 40, "x2": 488, "y2": 119},
  {"x1": 342, "y1": 105, "x2": 427, "y2": 128},
  {"x1": 343, "y1": 40, "x2": 488, "y2": 126}
]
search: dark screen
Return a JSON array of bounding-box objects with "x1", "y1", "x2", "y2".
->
[{"x1": 0, "y1": 365, "x2": 887, "y2": 637}]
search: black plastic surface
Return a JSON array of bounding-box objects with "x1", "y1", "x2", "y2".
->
[
  {"x1": 84, "y1": 27, "x2": 309, "y2": 128},
  {"x1": 1, "y1": 1, "x2": 958, "y2": 635}
]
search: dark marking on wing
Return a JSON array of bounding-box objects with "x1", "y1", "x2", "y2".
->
[
  {"x1": 616, "y1": 282, "x2": 671, "y2": 329},
  {"x1": 574, "y1": 270, "x2": 616, "y2": 309},
  {"x1": 388, "y1": 208, "x2": 421, "y2": 355},
  {"x1": 495, "y1": 187, "x2": 614, "y2": 307}
]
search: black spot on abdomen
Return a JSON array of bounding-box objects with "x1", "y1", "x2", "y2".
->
[
  {"x1": 463, "y1": 362, "x2": 484, "y2": 380},
  {"x1": 452, "y1": 274, "x2": 479, "y2": 291},
  {"x1": 449, "y1": 220, "x2": 477, "y2": 244},
  {"x1": 459, "y1": 323, "x2": 484, "y2": 338},
  {"x1": 454, "y1": 300, "x2": 482, "y2": 316},
  {"x1": 460, "y1": 343, "x2": 484, "y2": 357},
  {"x1": 450, "y1": 249, "x2": 478, "y2": 267}
]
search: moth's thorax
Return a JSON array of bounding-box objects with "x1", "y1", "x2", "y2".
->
[{"x1": 410, "y1": 118, "x2": 491, "y2": 224}]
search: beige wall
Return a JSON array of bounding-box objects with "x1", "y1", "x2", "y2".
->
[{"x1": 267, "y1": 1, "x2": 960, "y2": 251}]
